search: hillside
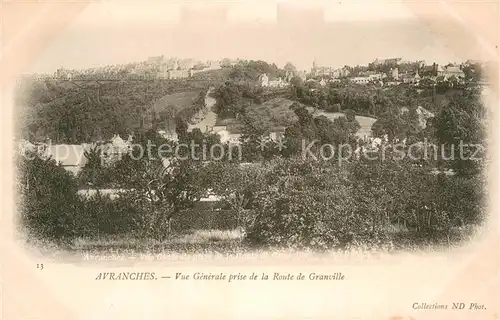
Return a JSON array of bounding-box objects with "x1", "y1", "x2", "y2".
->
[
  {"x1": 190, "y1": 68, "x2": 233, "y2": 83},
  {"x1": 15, "y1": 79, "x2": 206, "y2": 143},
  {"x1": 153, "y1": 90, "x2": 204, "y2": 132},
  {"x1": 153, "y1": 90, "x2": 201, "y2": 115},
  {"x1": 244, "y1": 98, "x2": 304, "y2": 131}
]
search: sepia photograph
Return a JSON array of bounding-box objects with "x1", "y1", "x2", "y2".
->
[{"x1": 2, "y1": 1, "x2": 498, "y2": 319}]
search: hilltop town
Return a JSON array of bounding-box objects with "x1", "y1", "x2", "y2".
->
[
  {"x1": 29, "y1": 55, "x2": 487, "y2": 87},
  {"x1": 18, "y1": 55, "x2": 486, "y2": 149},
  {"x1": 16, "y1": 54, "x2": 487, "y2": 254}
]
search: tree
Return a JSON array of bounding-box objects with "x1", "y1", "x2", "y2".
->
[
  {"x1": 175, "y1": 116, "x2": 188, "y2": 138},
  {"x1": 283, "y1": 62, "x2": 297, "y2": 73},
  {"x1": 127, "y1": 157, "x2": 208, "y2": 239},
  {"x1": 289, "y1": 76, "x2": 304, "y2": 87},
  {"x1": 462, "y1": 63, "x2": 483, "y2": 82},
  {"x1": 17, "y1": 150, "x2": 80, "y2": 241},
  {"x1": 221, "y1": 58, "x2": 232, "y2": 68},
  {"x1": 344, "y1": 109, "x2": 356, "y2": 122},
  {"x1": 213, "y1": 81, "x2": 248, "y2": 118},
  {"x1": 435, "y1": 89, "x2": 486, "y2": 177},
  {"x1": 16, "y1": 79, "x2": 197, "y2": 144},
  {"x1": 371, "y1": 108, "x2": 405, "y2": 141},
  {"x1": 77, "y1": 144, "x2": 110, "y2": 188},
  {"x1": 207, "y1": 162, "x2": 267, "y2": 234},
  {"x1": 109, "y1": 133, "x2": 210, "y2": 239},
  {"x1": 246, "y1": 158, "x2": 375, "y2": 250}
]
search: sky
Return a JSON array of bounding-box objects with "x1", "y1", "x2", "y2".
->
[{"x1": 25, "y1": 1, "x2": 493, "y2": 74}]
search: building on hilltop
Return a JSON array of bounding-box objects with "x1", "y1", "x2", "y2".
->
[
  {"x1": 339, "y1": 67, "x2": 351, "y2": 77},
  {"x1": 372, "y1": 57, "x2": 402, "y2": 66},
  {"x1": 147, "y1": 55, "x2": 166, "y2": 65},
  {"x1": 167, "y1": 69, "x2": 190, "y2": 79},
  {"x1": 205, "y1": 60, "x2": 222, "y2": 70},
  {"x1": 311, "y1": 60, "x2": 337, "y2": 77},
  {"x1": 401, "y1": 70, "x2": 421, "y2": 84},
  {"x1": 259, "y1": 73, "x2": 288, "y2": 88},
  {"x1": 389, "y1": 67, "x2": 399, "y2": 80},
  {"x1": 350, "y1": 76, "x2": 370, "y2": 85},
  {"x1": 439, "y1": 65, "x2": 465, "y2": 79},
  {"x1": 258, "y1": 73, "x2": 269, "y2": 87},
  {"x1": 420, "y1": 63, "x2": 465, "y2": 80}
]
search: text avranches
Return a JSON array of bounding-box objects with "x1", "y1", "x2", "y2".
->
[{"x1": 95, "y1": 272, "x2": 156, "y2": 280}]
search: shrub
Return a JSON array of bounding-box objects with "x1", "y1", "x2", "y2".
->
[
  {"x1": 246, "y1": 160, "x2": 375, "y2": 250},
  {"x1": 17, "y1": 152, "x2": 80, "y2": 241},
  {"x1": 73, "y1": 193, "x2": 142, "y2": 238},
  {"x1": 246, "y1": 157, "x2": 487, "y2": 250}
]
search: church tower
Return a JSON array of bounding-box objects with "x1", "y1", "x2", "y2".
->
[{"x1": 312, "y1": 58, "x2": 318, "y2": 76}]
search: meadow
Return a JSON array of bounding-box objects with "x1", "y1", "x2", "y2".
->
[{"x1": 153, "y1": 90, "x2": 201, "y2": 114}]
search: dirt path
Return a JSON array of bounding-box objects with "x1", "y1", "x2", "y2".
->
[{"x1": 187, "y1": 87, "x2": 217, "y2": 133}]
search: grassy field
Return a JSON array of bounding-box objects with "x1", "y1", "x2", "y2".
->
[
  {"x1": 153, "y1": 90, "x2": 201, "y2": 114},
  {"x1": 18, "y1": 223, "x2": 482, "y2": 263},
  {"x1": 68, "y1": 229, "x2": 247, "y2": 255}
]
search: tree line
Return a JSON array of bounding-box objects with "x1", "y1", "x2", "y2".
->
[{"x1": 14, "y1": 78, "x2": 208, "y2": 144}]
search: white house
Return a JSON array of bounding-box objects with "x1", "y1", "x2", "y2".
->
[
  {"x1": 350, "y1": 77, "x2": 370, "y2": 85},
  {"x1": 258, "y1": 73, "x2": 269, "y2": 87},
  {"x1": 216, "y1": 128, "x2": 242, "y2": 144},
  {"x1": 100, "y1": 134, "x2": 133, "y2": 165},
  {"x1": 259, "y1": 73, "x2": 288, "y2": 88},
  {"x1": 269, "y1": 77, "x2": 288, "y2": 88}
]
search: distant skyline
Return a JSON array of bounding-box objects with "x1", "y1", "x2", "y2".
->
[{"x1": 23, "y1": 2, "x2": 493, "y2": 74}]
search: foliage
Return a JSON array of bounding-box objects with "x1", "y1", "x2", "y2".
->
[
  {"x1": 15, "y1": 79, "x2": 206, "y2": 144},
  {"x1": 205, "y1": 162, "x2": 268, "y2": 232},
  {"x1": 247, "y1": 159, "x2": 364, "y2": 250},
  {"x1": 108, "y1": 135, "x2": 211, "y2": 240},
  {"x1": 280, "y1": 105, "x2": 360, "y2": 158},
  {"x1": 16, "y1": 62, "x2": 488, "y2": 252},
  {"x1": 77, "y1": 144, "x2": 112, "y2": 188},
  {"x1": 73, "y1": 193, "x2": 142, "y2": 238},
  {"x1": 246, "y1": 155, "x2": 486, "y2": 250},
  {"x1": 155, "y1": 89, "x2": 206, "y2": 131},
  {"x1": 213, "y1": 81, "x2": 263, "y2": 118},
  {"x1": 17, "y1": 151, "x2": 80, "y2": 241},
  {"x1": 228, "y1": 60, "x2": 281, "y2": 82},
  {"x1": 435, "y1": 88, "x2": 486, "y2": 177}
]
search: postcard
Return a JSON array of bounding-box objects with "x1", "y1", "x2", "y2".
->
[{"x1": 1, "y1": 1, "x2": 498, "y2": 319}]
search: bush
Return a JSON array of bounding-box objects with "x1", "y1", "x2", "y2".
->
[
  {"x1": 246, "y1": 160, "x2": 374, "y2": 250},
  {"x1": 17, "y1": 152, "x2": 144, "y2": 242},
  {"x1": 17, "y1": 152, "x2": 80, "y2": 241},
  {"x1": 246, "y1": 157, "x2": 486, "y2": 250},
  {"x1": 73, "y1": 193, "x2": 142, "y2": 238}
]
